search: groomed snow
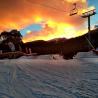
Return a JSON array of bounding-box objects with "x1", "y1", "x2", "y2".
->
[
  {"x1": 0, "y1": 53, "x2": 98, "y2": 98},
  {"x1": 75, "y1": 51, "x2": 98, "y2": 58}
]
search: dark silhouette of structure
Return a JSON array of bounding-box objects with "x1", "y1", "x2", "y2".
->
[
  {"x1": 70, "y1": 3, "x2": 78, "y2": 16},
  {"x1": 81, "y1": 9, "x2": 96, "y2": 49}
]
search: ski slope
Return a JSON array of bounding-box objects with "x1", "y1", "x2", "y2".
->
[{"x1": 0, "y1": 53, "x2": 98, "y2": 98}]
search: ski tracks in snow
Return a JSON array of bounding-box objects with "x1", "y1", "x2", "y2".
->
[{"x1": 0, "y1": 58, "x2": 98, "y2": 98}]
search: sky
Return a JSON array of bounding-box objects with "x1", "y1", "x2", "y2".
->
[
  {"x1": 88, "y1": 0, "x2": 98, "y2": 26},
  {"x1": 0, "y1": 0, "x2": 98, "y2": 42}
]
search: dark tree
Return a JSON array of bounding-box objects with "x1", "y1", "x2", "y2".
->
[{"x1": 0, "y1": 29, "x2": 24, "y2": 52}]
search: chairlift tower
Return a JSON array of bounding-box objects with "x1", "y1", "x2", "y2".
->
[{"x1": 81, "y1": 9, "x2": 96, "y2": 44}]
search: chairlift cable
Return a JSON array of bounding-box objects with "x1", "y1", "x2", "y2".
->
[
  {"x1": 27, "y1": 0, "x2": 86, "y2": 16},
  {"x1": 27, "y1": 0, "x2": 67, "y2": 13}
]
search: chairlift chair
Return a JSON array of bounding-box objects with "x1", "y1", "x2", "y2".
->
[{"x1": 70, "y1": 3, "x2": 78, "y2": 16}]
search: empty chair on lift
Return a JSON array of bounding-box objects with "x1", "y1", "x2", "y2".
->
[{"x1": 70, "y1": 3, "x2": 78, "y2": 16}]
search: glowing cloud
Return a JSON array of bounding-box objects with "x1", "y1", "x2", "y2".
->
[
  {"x1": 23, "y1": 21, "x2": 88, "y2": 42},
  {"x1": 0, "y1": 0, "x2": 88, "y2": 42}
]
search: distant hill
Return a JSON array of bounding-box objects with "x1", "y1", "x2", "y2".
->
[
  {"x1": 1, "y1": 28, "x2": 98, "y2": 59},
  {"x1": 24, "y1": 28, "x2": 98, "y2": 59},
  {"x1": 48, "y1": 38, "x2": 67, "y2": 42}
]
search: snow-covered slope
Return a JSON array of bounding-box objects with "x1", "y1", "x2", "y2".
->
[
  {"x1": 0, "y1": 53, "x2": 98, "y2": 98},
  {"x1": 19, "y1": 54, "x2": 63, "y2": 60},
  {"x1": 75, "y1": 51, "x2": 98, "y2": 58}
]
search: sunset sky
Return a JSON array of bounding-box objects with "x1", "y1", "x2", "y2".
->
[{"x1": 0, "y1": 0, "x2": 97, "y2": 42}]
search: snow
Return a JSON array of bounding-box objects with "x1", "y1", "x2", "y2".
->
[
  {"x1": 0, "y1": 53, "x2": 98, "y2": 98},
  {"x1": 19, "y1": 54, "x2": 63, "y2": 60},
  {"x1": 74, "y1": 51, "x2": 98, "y2": 58}
]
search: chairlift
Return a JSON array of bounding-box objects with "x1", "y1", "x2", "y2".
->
[{"x1": 70, "y1": 3, "x2": 78, "y2": 16}]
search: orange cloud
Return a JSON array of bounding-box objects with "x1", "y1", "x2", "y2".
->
[
  {"x1": 0, "y1": 0, "x2": 88, "y2": 42},
  {"x1": 23, "y1": 22, "x2": 88, "y2": 42}
]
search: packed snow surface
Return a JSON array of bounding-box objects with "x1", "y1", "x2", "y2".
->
[{"x1": 0, "y1": 53, "x2": 98, "y2": 98}]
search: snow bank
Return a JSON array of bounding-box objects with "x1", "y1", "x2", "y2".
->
[
  {"x1": 74, "y1": 51, "x2": 98, "y2": 58},
  {"x1": 19, "y1": 54, "x2": 63, "y2": 60}
]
